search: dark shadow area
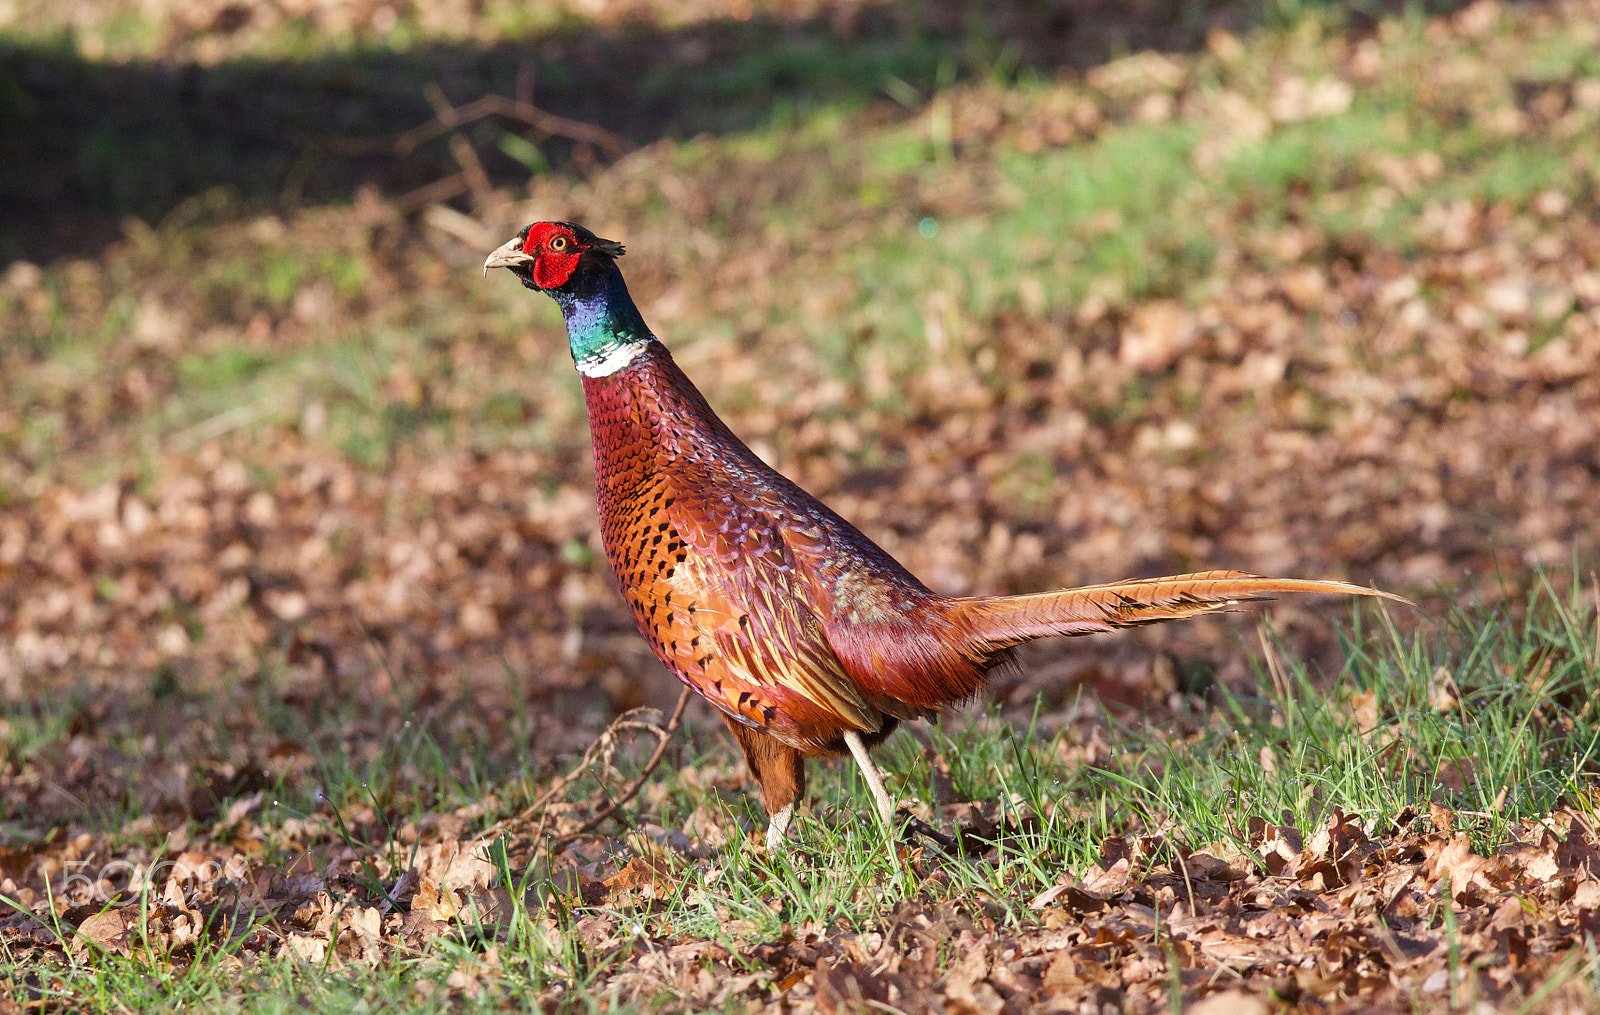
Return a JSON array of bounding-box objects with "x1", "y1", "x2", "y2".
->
[{"x1": 1, "y1": 0, "x2": 1468, "y2": 264}]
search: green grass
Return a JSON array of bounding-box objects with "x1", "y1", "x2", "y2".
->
[
  {"x1": 5, "y1": 0, "x2": 1600, "y2": 1008},
  {"x1": 5, "y1": 576, "x2": 1598, "y2": 1009},
  {"x1": 5, "y1": 1, "x2": 1594, "y2": 469}
]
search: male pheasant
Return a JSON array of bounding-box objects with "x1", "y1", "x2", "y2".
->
[{"x1": 486, "y1": 221, "x2": 1402, "y2": 852}]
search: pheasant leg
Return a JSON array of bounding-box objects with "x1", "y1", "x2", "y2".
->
[
  {"x1": 720, "y1": 715, "x2": 807, "y2": 853},
  {"x1": 765, "y1": 803, "x2": 795, "y2": 852},
  {"x1": 843, "y1": 730, "x2": 896, "y2": 830}
]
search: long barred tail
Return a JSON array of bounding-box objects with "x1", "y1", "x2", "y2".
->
[{"x1": 951, "y1": 570, "x2": 1409, "y2": 652}]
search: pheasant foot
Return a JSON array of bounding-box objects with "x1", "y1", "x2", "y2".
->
[{"x1": 765, "y1": 802, "x2": 795, "y2": 852}]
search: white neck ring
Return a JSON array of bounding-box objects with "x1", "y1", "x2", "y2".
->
[{"x1": 576, "y1": 339, "x2": 648, "y2": 378}]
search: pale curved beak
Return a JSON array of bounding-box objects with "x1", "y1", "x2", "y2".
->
[{"x1": 483, "y1": 235, "x2": 536, "y2": 276}]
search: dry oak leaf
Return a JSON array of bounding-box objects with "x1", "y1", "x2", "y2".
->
[
  {"x1": 1257, "y1": 834, "x2": 1299, "y2": 876},
  {"x1": 1190, "y1": 988, "x2": 1271, "y2": 1015},
  {"x1": 1572, "y1": 879, "x2": 1600, "y2": 912},
  {"x1": 412, "y1": 838, "x2": 497, "y2": 892},
  {"x1": 1489, "y1": 896, "x2": 1529, "y2": 932},
  {"x1": 813, "y1": 957, "x2": 897, "y2": 1015},
  {"x1": 72, "y1": 908, "x2": 131, "y2": 955},
  {"x1": 1080, "y1": 857, "x2": 1132, "y2": 896},
  {"x1": 1029, "y1": 883, "x2": 1071, "y2": 910},
  {"x1": 1485, "y1": 840, "x2": 1559, "y2": 884},
  {"x1": 1302, "y1": 809, "x2": 1369, "y2": 862},
  {"x1": 1033, "y1": 882, "x2": 1108, "y2": 913},
  {"x1": 1429, "y1": 802, "x2": 1455, "y2": 834},
  {"x1": 412, "y1": 875, "x2": 461, "y2": 921},
  {"x1": 1426, "y1": 833, "x2": 1492, "y2": 901},
  {"x1": 1195, "y1": 930, "x2": 1293, "y2": 970},
  {"x1": 280, "y1": 932, "x2": 328, "y2": 963},
  {"x1": 605, "y1": 856, "x2": 674, "y2": 896},
  {"x1": 337, "y1": 905, "x2": 383, "y2": 964},
  {"x1": 1182, "y1": 850, "x2": 1250, "y2": 882},
  {"x1": 1042, "y1": 949, "x2": 1080, "y2": 991},
  {"x1": 942, "y1": 938, "x2": 1003, "y2": 1015},
  {"x1": 1558, "y1": 827, "x2": 1600, "y2": 880}
]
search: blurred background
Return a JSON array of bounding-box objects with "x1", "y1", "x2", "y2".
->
[{"x1": 1, "y1": 0, "x2": 1597, "y2": 823}]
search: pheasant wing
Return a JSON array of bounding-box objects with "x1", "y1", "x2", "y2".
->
[{"x1": 620, "y1": 470, "x2": 900, "y2": 753}]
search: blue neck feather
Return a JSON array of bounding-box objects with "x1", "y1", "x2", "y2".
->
[{"x1": 551, "y1": 260, "x2": 653, "y2": 369}]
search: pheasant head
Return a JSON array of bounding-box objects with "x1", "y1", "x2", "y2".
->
[{"x1": 486, "y1": 221, "x2": 652, "y2": 376}]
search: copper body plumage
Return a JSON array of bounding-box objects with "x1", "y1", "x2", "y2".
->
[{"x1": 485, "y1": 221, "x2": 1404, "y2": 851}]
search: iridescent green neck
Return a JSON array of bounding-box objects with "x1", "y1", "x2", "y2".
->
[{"x1": 551, "y1": 261, "x2": 655, "y2": 377}]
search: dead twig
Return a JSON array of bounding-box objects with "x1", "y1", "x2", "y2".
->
[
  {"x1": 293, "y1": 72, "x2": 628, "y2": 216},
  {"x1": 448, "y1": 135, "x2": 495, "y2": 207},
  {"x1": 418, "y1": 90, "x2": 628, "y2": 159},
  {"x1": 424, "y1": 86, "x2": 496, "y2": 212},
  {"x1": 903, "y1": 814, "x2": 959, "y2": 853},
  {"x1": 558, "y1": 687, "x2": 693, "y2": 843},
  {"x1": 393, "y1": 174, "x2": 470, "y2": 215},
  {"x1": 308, "y1": 90, "x2": 628, "y2": 162},
  {"x1": 485, "y1": 687, "x2": 692, "y2": 844}
]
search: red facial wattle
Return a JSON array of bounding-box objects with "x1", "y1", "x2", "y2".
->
[
  {"x1": 522, "y1": 223, "x2": 584, "y2": 289},
  {"x1": 533, "y1": 251, "x2": 580, "y2": 289}
]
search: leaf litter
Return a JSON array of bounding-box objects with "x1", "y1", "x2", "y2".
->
[
  {"x1": 10, "y1": 779, "x2": 1600, "y2": 1011},
  {"x1": 3, "y1": 0, "x2": 1600, "y2": 1009}
]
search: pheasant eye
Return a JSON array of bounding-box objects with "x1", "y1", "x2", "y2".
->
[{"x1": 550, "y1": 235, "x2": 569, "y2": 251}]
